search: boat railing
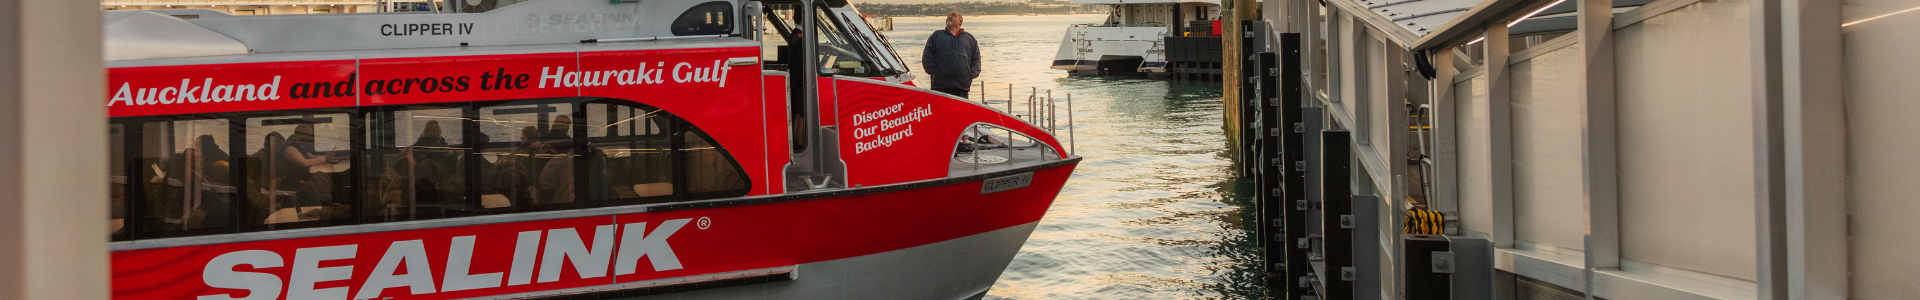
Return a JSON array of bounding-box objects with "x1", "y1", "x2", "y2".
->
[{"x1": 968, "y1": 81, "x2": 1076, "y2": 157}]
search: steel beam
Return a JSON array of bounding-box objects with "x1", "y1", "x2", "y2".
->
[
  {"x1": 1779, "y1": 0, "x2": 1848, "y2": 297},
  {"x1": 1750, "y1": 0, "x2": 1789, "y2": 297},
  {"x1": 1429, "y1": 50, "x2": 1460, "y2": 232},
  {"x1": 1484, "y1": 24, "x2": 1515, "y2": 249},
  {"x1": 1577, "y1": 0, "x2": 1622, "y2": 286}
]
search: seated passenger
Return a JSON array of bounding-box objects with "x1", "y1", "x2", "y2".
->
[
  {"x1": 193, "y1": 135, "x2": 232, "y2": 228},
  {"x1": 280, "y1": 125, "x2": 338, "y2": 214},
  {"x1": 409, "y1": 121, "x2": 457, "y2": 214},
  {"x1": 538, "y1": 149, "x2": 573, "y2": 204},
  {"x1": 249, "y1": 132, "x2": 288, "y2": 219},
  {"x1": 538, "y1": 117, "x2": 574, "y2": 204},
  {"x1": 485, "y1": 126, "x2": 547, "y2": 206}
]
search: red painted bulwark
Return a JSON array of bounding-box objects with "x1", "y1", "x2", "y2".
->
[{"x1": 834, "y1": 78, "x2": 1064, "y2": 187}]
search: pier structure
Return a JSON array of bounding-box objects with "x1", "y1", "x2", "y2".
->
[{"x1": 1240, "y1": 0, "x2": 1895, "y2": 298}]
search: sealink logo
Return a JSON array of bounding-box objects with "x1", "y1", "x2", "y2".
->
[{"x1": 197, "y1": 218, "x2": 698, "y2": 300}]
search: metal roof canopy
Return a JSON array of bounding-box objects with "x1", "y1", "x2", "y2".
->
[
  {"x1": 1322, "y1": 0, "x2": 1480, "y2": 47},
  {"x1": 1069, "y1": 0, "x2": 1221, "y2": 5},
  {"x1": 1407, "y1": 0, "x2": 1562, "y2": 50}
]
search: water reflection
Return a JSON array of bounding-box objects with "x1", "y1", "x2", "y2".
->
[{"x1": 883, "y1": 15, "x2": 1266, "y2": 299}]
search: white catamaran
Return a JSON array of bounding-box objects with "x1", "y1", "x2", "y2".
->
[{"x1": 1051, "y1": 0, "x2": 1219, "y2": 75}]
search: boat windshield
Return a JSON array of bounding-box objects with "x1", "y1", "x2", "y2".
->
[{"x1": 759, "y1": 3, "x2": 884, "y2": 77}]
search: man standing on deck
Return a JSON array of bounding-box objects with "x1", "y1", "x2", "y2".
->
[{"x1": 922, "y1": 11, "x2": 981, "y2": 98}]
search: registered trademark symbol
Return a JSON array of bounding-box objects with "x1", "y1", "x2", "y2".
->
[{"x1": 697, "y1": 217, "x2": 711, "y2": 230}]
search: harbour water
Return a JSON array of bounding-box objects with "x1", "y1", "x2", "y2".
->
[{"x1": 879, "y1": 15, "x2": 1269, "y2": 299}]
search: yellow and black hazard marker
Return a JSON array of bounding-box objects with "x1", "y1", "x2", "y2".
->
[{"x1": 1404, "y1": 204, "x2": 1445, "y2": 235}]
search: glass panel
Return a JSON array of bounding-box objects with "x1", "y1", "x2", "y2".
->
[
  {"x1": 476, "y1": 100, "x2": 578, "y2": 210},
  {"x1": 682, "y1": 129, "x2": 746, "y2": 194},
  {"x1": 586, "y1": 102, "x2": 675, "y2": 202},
  {"x1": 761, "y1": 3, "x2": 800, "y2": 71},
  {"x1": 364, "y1": 107, "x2": 470, "y2": 222},
  {"x1": 813, "y1": 6, "x2": 874, "y2": 76},
  {"x1": 671, "y1": 1, "x2": 734, "y2": 36},
  {"x1": 136, "y1": 118, "x2": 234, "y2": 237},
  {"x1": 109, "y1": 123, "x2": 127, "y2": 239},
  {"x1": 245, "y1": 113, "x2": 353, "y2": 228}
]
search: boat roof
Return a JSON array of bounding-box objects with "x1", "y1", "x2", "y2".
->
[
  {"x1": 1068, "y1": 0, "x2": 1221, "y2": 5},
  {"x1": 104, "y1": 0, "x2": 746, "y2": 62}
]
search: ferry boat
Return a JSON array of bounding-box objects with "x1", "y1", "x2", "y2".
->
[
  {"x1": 101, "y1": 0, "x2": 1079, "y2": 299},
  {"x1": 1051, "y1": 0, "x2": 1219, "y2": 75}
]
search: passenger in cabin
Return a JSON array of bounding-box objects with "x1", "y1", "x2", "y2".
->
[
  {"x1": 175, "y1": 148, "x2": 202, "y2": 227},
  {"x1": 251, "y1": 132, "x2": 287, "y2": 218},
  {"x1": 538, "y1": 116, "x2": 574, "y2": 204},
  {"x1": 586, "y1": 148, "x2": 615, "y2": 201},
  {"x1": 415, "y1": 121, "x2": 450, "y2": 148},
  {"x1": 280, "y1": 124, "x2": 338, "y2": 211},
  {"x1": 546, "y1": 115, "x2": 573, "y2": 140},
  {"x1": 410, "y1": 121, "x2": 455, "y2": 213},
  {"x1": 193, "y1": 135, "x2": 232, "y2": 228},
  {"x1": 922, "y1": 11, "x2": 982, "y2": 98},
  {"x1": 373, "y1": 120, "x2": 459, "y2": 220},
  {"x1": 147, "y1": 136, "x2": 229, "y2": 232},
  {"x1": 487, "y1": 126, "x2": 548, "y2": 206},
  {"x1": 141, "y1": 147, "x2": 190, "y2": 231}
]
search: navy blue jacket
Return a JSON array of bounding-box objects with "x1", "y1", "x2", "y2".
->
[{"x1": 921, "y1": 29, "x2": 981, "y2": 90}]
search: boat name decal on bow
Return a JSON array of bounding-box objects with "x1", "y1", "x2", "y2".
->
[
  {"x1": 197, "y1": 218, "x2": 694, "y2": 300},
  {"x1": 381, "y1": 23, "x2": 474, "y2": 36}
]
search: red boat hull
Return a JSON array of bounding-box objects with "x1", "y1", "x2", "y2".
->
[{"x1": 111, "y1": 161, "x2": 1075, "y2": 300}]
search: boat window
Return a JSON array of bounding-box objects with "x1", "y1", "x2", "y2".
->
[
  {"x1": 586, "y1": 102, "x2": 677, "y2": 204},
  {"x1": 844, "y1": 13, "x2": 911, "y2": 77},
  {"x1": 811, "y1": 6, "x2": 878, "y2": 77},
  {"x1": 109, "y1": 123, "x2": 128, "y2": 241},
  {"x1": 476, "y1": 100, "x2": 580, "y2": 212},
  {"x1": 245, "y1": 112, "x2": 354, "y2": 230},
  {"x1": 585, "y1": 100, "x2": 750, "y2": 204},
  {"x1": 951, "y1": 124, "x2": 1061, "y2": 171},
  {"x1": 760, "y1": 3, "x2": 799, "y2": 71},
  {"x1": 682, "y1": 124, "x2": 748, "y2": 195},
  {"x1": 363, "y1": 106, "x2": 471, "y2": 223},
  {"x1": 133, "y1": 117, "x2": 236, "y2": 238},
  {"x1": 454, "y1": 0, "x2": 518, "y2": 13},
  {"x1": 108, "y1": 98, "x2": 754, "y2": 241},
  {"x1": 758, "y1": 3, "x2": 887, "y2": 77},
  {"x1": 674, "y1": 1, "x2": 736, "y2": 36}
]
